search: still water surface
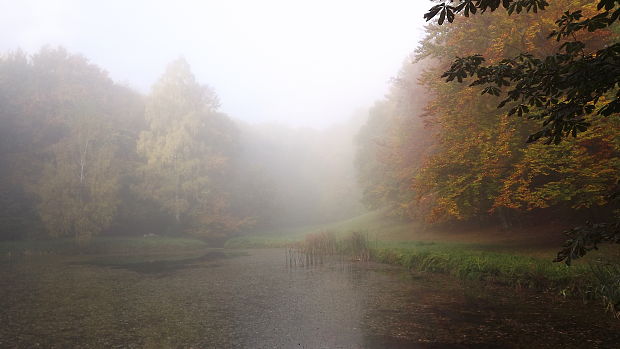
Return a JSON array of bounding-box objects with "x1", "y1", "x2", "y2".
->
[{"x1": 1, "y1": 248, "x2": 619, "y2": 348}]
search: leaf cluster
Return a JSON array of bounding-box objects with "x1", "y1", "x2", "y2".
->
[
  {"x1": 428, "y1": 0, "x2": 620, "y2": 144},
  {"x1": 424, "y1": 0, "x2": 550, "y2": 25},
  {"x1": 424, "y1": 0, "x2": 620, "y2": 269},
  {"x1": 554, "y1": 221, "x2": 620, "y2": 265}
]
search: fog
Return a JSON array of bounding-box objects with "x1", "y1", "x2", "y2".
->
[
  {"x1": 0, "y1": 0, "x2": 434, "y2": 240},
  {"x1": 2, "y1": 1, "x2": 619, "y2": 347},
  {"x1": 1, "y1": 0, "x2": 426, "y2": 128},
  {"x1": 0, "y1": 0, "x2": 432, "y2": 240}
]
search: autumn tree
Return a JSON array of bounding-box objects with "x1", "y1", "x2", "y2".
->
[
  {"x1": 136, "y1": 58, "x2": 247, "y2": 237},
  {"x1": 423, "y1": 0, "x2": 620, "y2": 262},
  {"x1": 0, "y1": 51, "x2": 40, "y2": 239},
  {"x1": 355, "y1": 0, "x2": 618, "y2": 244},
  {"x1": 355, "y1": 57, "x2": 435, "y2": 220},
  {"x1": 0, "y1": 48, "x2": 143, "y2": 242}
]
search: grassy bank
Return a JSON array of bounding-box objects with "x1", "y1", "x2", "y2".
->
[
  {"x1": 227, "y1": 211, "x2": 620, "y2": 316},
  {"x1": 372, "y1": 242, "x2": 587, "y2": 289},
  {"x1": 373, "y1": 242, "x2": 619, "y2": 317},
  {"x1": 235, "y1": 232, "x2": 596, "y2": 296}
]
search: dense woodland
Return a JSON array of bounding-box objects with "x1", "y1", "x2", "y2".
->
[
  {"x1": 356, "y1": 0, "x2": 620, "y2": 238},
  {"x1": 0, "y1": 0, "x2": 619, "y2": 249},
  {"x1": 0, "y1": 50, "x2": 361, "y2": 242}
]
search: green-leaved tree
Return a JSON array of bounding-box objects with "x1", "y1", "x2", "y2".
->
[{"x1": 137, "y1": 58, "x2": 244, "y2": 237}]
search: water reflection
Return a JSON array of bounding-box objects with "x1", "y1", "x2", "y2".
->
[{"x1": 1, "y1": 248, "x2": 620, "y2": 348}]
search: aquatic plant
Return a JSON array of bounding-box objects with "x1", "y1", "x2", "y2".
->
[{"x1": 287, "y1": 231, "x2": 374, "y2": 267}]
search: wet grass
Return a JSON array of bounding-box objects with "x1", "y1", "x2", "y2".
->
[
  {"x1": 373, "y1": 241, "x2": 620, "y2": 317},
  {"x1": 227, "y1": 224, "x2": 620, "y2": 317},
  {"x1": 372, "y1": 242, "x2": 590, "y2": 289}
]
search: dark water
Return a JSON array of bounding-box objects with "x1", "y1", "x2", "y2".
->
[{"x1": 1, "y1": 248, "x2": 619, "y2": 348}]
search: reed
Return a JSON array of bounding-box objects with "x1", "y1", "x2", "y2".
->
[
  {"x1": 286, "y1": 231, "x2": 372, "y2": 267},
  {"x1": 286, "y1": 231, "x2": 337, "y2": 267}
]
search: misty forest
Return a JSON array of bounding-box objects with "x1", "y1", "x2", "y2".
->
[{"x1": 1, "y1": 0, "x2": 620, "y2": 347}]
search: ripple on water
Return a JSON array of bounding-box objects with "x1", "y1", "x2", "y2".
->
[{"x1": 0, "y1": 248, "x2": 619, "y2": 348}]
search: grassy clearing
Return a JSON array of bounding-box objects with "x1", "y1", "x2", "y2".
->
[
  {"x1": 229, "y1": 210, "x2": 574, "y2": 257},
  {"x1": 225, "y1": 211, "x2": 407, "y2": 249}
]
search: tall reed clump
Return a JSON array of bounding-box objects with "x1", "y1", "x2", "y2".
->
[
  {"x1": 286, "y1": 231, "x2": 337, "y2": 267},
  {"x1": 286, "y1": 231, "x2": 373, "y2": 267}
]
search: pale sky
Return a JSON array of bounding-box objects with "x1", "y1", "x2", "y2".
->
[{"x1": 0, "y1": 0, "x2": 428, "y2": 128}]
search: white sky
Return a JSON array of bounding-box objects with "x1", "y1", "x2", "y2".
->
[{"x1": 0, "y1": 0, "x2": 428, "y2": 128}]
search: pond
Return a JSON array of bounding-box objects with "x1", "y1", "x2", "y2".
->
[{"x1": 1, "y1": 248, "x2": 619, "y2": 348}]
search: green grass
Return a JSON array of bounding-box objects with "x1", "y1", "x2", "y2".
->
[
  {"x1": 371, "y1": 241, "x2": 620, "y2": 316},
  {"x1": 372, "y1": 241, "x2": 591, "y2": 290},
  {"x1": 227, "y1": 211, "x2": 620, "y2": 315},
  {"x1": 228, "y1": 210, "x2": 570, "y2": 256},
  {"x1": 225, "y1": 210, "x2": 413, "y2": 248}
]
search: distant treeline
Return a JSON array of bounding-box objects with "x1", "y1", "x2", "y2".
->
[
  {"x1": 355, "y1": 0, "x2": 620, "y2": 230},
  {"x1": 0, "y1": 48, "x2": 361, "y2": 241}
]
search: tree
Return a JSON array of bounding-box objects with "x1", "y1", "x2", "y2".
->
[
  {"x1": 32, "y1": 48, "x2": 145, "y2": 242},
  {"x1": 0, "y1": 50, "x2": 41, "y2": 239},
  {"x1": 355, "y1": 57, "x2": 434, "y2": 220},
  {"x1": 425, "y1": 0, "x2": 619, "y2": 143},
  {"x1": 136, "y1": 58, "x2": 246, "y2": 237},
  {"x1": 423, "y1": 0, "x2": 620, "y2": 263}
]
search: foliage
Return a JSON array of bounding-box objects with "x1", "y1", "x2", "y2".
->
[
  {"x1": 353, "y1": 4, "x2": 619, "y2": 305},
  {"x1": 420, "y1": 0, "x2": 620, "y2": 267},
  {"x1": 424, "y1": 0, "x2": 620, "y2": 144},
  {"x1": 0, "y1": 49, "x2": 271, "y2": 241},
  {"x1": 494, "y1": 116, "x2": 620, "y2": 212},
  {"x1": 0, "y1": 46, "x2": 364, "y2": 242},
  {"x1": 136, "y1": 58, "x2": 248, "y2": 237},
  {"x1": 0, "y1": 48, "x2": 144, "y2": 241},
  {"x1": 355, "y1": 57, "x2": 435, "y2": 219},
  {"x1": 555, "y1": 220, "x2": 620, "y2": 265}
]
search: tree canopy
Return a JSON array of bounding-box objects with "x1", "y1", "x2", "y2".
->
[
  {"x1": 425, "y1": 0, "x2": 620, "y2": 144},
  {"x1": 353, "y1": 0, "x2": 618, "y2": 269},
  {"x1": 420, "y1": 0, "x2": 620, "y2": 264}
]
